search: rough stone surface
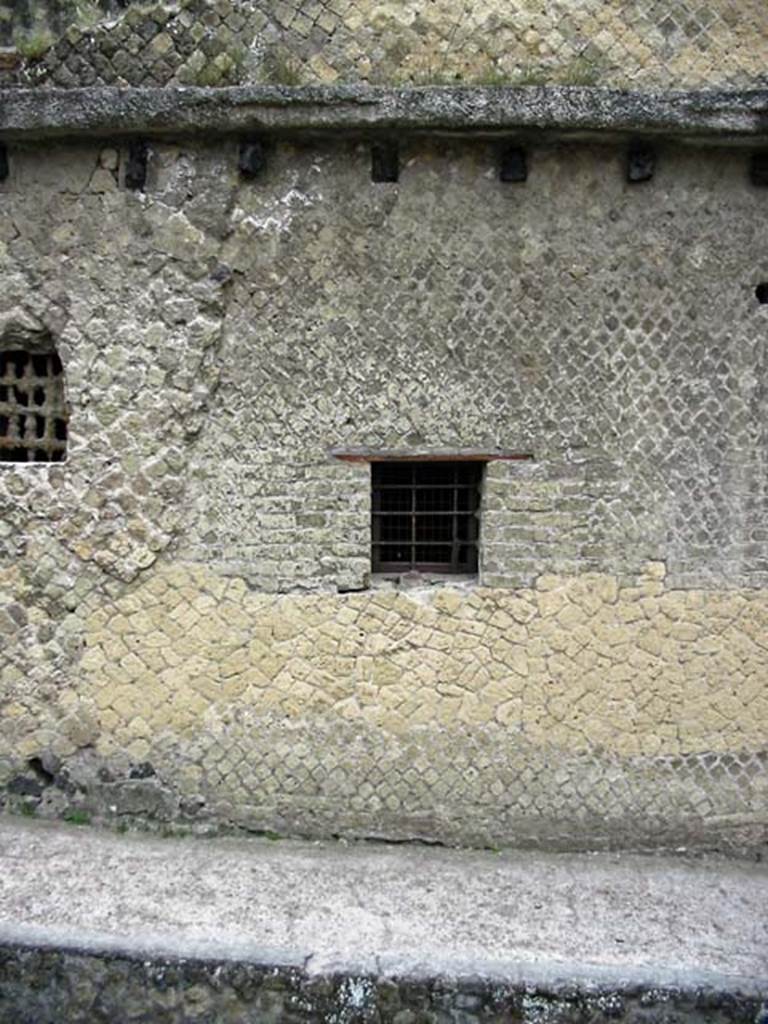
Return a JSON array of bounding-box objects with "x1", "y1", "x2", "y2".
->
[
  {"x1": 3, "y1": 85, "x2": 768, "y2": 144},
  {"x1": 0, "y1": 136, "x2": 767, "y2": 850},
  {"x1": 14, "y1": 560, "x2": 763, "y2": 851},
  {"x1": 0, "y1": 817, "x2": 765, "y2": 1022},
  {"x1": 2, "y1": 948, "x2": 764, "y2": 1024},
  {"x1": 2, "y1": 0, "x2": 768, "y2": 91}
]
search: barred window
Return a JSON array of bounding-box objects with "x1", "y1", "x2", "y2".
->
[
  {"x1": 372, "y1": 462, "x2": 482, "y2": 574},
  {"x1": 0, "y1": 350, "x2": 68, "y2": 463}
]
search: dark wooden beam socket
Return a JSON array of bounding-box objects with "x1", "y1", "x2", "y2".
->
[
  {"x1": 125, "y1": 140, "x2": 149, "y2": 191},
  {"x1": 239, "y1": 139, "x2": 266, "y2": 179},
  {"x1": 627, "y1": 146, "x2": 655, "y2": 183},
  {"x1": 750, "y1": 151, "x2": 768, "y2": 187},
  {"x1": 371, "y1": 142, "x2": 399, "y2": 183},
  {"x1": 499, "y1": 145, "x2": 527, "y2": 183}
]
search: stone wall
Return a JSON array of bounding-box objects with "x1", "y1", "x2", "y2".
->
[
  {"x1": 2, "y1": 0, "x2": 768, "y2": 89},
  {"x1": 0, "y1": 136, "x2": 766, "y2": 851},
  {"x1": 3, "y1": 943, "x2": 763, "y2": 1024}
]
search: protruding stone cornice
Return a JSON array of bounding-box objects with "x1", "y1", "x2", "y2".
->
[{"x1": 1, "y1": 85, "x2": 768, "y2": 144}]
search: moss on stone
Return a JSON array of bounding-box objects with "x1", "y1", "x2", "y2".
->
[{"x1": 13, "y1": 26, "x2": 55, "y2": 59}]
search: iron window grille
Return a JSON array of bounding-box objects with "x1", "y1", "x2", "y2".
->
[
  {"x1": 372, "y1": 461, "x2": 482, "y2": 574},
  {"x1": 0, "y1": 350, "x2": 68, "y2": 463}
]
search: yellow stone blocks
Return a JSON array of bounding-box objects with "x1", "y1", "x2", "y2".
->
[{"x1": 38, "y1": 559, "x2": 760, "y2": 769}]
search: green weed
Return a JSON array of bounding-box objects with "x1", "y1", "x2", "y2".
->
[{"x1": 64, "y1": 808, "x2": 90, "y2": 826}]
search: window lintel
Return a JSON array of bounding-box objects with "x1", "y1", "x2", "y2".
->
[{"x1": 331, "y1": 448, "x2": 534, "y2": 463}]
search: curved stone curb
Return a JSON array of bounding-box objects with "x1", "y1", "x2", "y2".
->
[{"x1": 0, "y1": 816, "x2": 766, "y2": 1021}]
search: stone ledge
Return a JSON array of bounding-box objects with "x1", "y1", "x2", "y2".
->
[
  {"x1": 0, "y1": 815, "x2": 766, "y2": 1021},
  {"x1": 1, "y1": 85, "x2": 768, "y2": 143},
  {"x1": 1, "y1": 816, "x2": 766, "y2": 986}
]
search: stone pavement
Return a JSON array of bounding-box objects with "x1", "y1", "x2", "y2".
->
[{"x1": 0, "y1": 815, "x2": 766, "y2": 994}]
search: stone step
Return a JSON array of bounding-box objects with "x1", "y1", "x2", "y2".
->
[{"x1": 0, "y1": 816, "x2": 765, "y2": 1022}]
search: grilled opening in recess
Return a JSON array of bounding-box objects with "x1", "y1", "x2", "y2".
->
[
  {"x1": 0, "y1": 350, "x2": 68, "y2": 463},
  {"x1": 372, "y1": 461, "x2": 482, "y2": 574}
]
